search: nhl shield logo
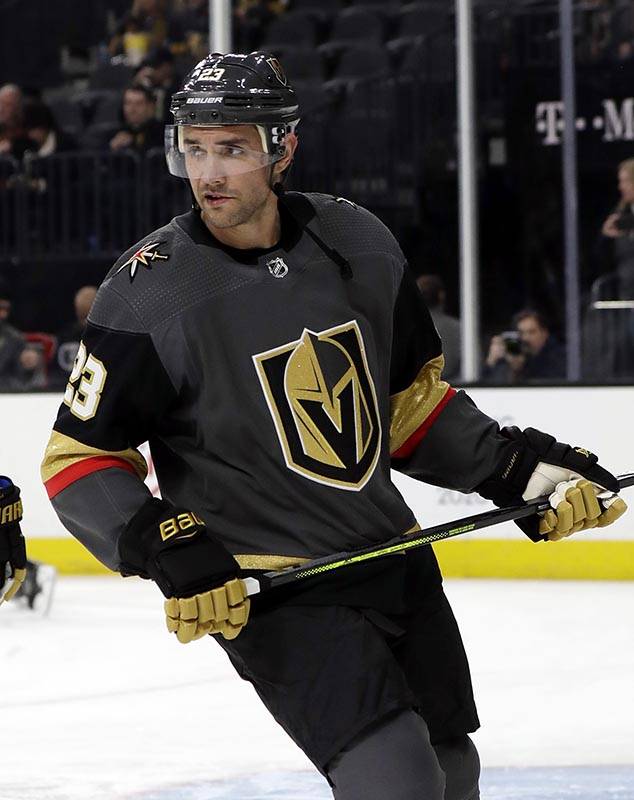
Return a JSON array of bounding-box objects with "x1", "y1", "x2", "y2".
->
[
  {"x1": 267, "y1": 256, "x2": 289, "y2": 278},
  {"x1": 252, "y1": 320, "x2": 382, "y2": 491}
]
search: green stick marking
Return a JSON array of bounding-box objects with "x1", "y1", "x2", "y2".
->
[{"x1": 293, "y1": 523, "x2": 476, "y2": 580}]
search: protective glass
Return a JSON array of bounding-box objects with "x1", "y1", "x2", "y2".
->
[{"x1": 165, "y1": 125, "x2": 281, "y2": 179}]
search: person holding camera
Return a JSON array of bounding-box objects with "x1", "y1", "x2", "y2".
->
[{"x1": 483, "y1": 309, "x2": 566, "y2": 384}]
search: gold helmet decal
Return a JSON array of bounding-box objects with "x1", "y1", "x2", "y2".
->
[
  {"x1": 253, "y1": 320, "x2": 381, "y2": 490},
  {"x1": 266, "y1": 57, "x2": 288, "y2": 86}
]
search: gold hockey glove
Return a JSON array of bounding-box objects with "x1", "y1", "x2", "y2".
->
[
  {"x1": 529, "y1": 474, "x2": 626, "y2": 541},
  {"x1": 477, "y1": 428, "x2": 627, "y2": 541},
  {"x1": 118, "y1": 498, "x2": 249, "y2": 642},
  {"x1": 0, "y1": 476, "x2": 27, "y2": 605},
  {"x1": 164, "y1": 578, "x2": 250, "y2": 643}
]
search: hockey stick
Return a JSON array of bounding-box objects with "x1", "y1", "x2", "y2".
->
[{"x1": 242, "y1": 473, "x2": 634, "y2": 597}]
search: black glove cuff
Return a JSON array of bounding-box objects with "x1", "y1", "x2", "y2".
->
[
  {"x1": 475, "y1": 427, "x2": 539, "y2": 508},
  {"x1": 118, "y1": 497, "x2": 240, "y2": 598},
  {"x1": 475, "y1": 426, "x2": 620, "y2": 542}
]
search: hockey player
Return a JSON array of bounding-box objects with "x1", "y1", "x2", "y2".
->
[
  {"x1": 0, "y1": 476, "x2": 55, "y2": 612},
  {"x1": 0, "y1": 476, "x2": 27, "y2": 604},
  {"x1": 41, "y1": 52, "x2": 627, "y2": 799}
]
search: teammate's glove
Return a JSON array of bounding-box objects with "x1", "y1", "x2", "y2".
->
[
  {"x1": 118, "y1": 498, "x2": 250, "y2": 642},
  {"x1": 476, "y1": 427, "x2": 627, "y2": 542},
  {"x1": 0, "y1": 476, "x2": 27, "y2": 604}
]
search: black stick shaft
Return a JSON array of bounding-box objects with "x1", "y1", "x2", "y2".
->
[{"x1": 243, "y1": 474, "x2": 634, "y2": 596}]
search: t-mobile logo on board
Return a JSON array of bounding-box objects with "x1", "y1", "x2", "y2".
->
[{"x1": 535, "y1": 98, "x2": 634, "y2": 145}]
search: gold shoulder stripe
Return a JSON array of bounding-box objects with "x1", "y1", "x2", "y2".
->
[
  {"x1": 389, "y1": 355, "x2": 449, "y2": 454},
  {"x1": 41, "y1": 430, "x2": 148, "y2": 484}
]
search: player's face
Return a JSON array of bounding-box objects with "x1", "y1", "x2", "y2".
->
[{"x1": 186, "y1": 125, "x2": 295, "y2": 231}]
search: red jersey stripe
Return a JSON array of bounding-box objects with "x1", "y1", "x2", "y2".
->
[
  {"x1": 45, "y1": 456, "x2": 138, "y2": 499},
  {"x1": 391, "y1": 386, "x2": 457, "y2": 460}
]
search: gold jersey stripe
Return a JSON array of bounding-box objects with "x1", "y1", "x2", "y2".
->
[
  {"x1": 234, "y1": 554, "x2": 311, "y2": 570},
  {"x1": 234, "y1": 522, "x2": 422, "y2": 571},
  {"x1": 41, "y1": 430, "x2": 148, "y2": 484},
  {"x1": 389, "y1": 355, "x2": 449, "y2": 454},
  {"x1": 402, "y1": 522, "x2": 422, "y2": 536}
]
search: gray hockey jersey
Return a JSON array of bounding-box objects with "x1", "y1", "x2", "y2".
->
[{"x1": 41, "y1": 193, "x2": 506, "y2": 574}]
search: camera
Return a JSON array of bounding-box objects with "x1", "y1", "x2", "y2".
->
[{"x1": 501, "y1": 331, "x2": 523, "y2": 355}]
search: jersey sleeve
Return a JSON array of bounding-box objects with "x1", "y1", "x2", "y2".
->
[
  {"x1": 389, "y1": 266, "x2": 508, "y2": 492},
  {"x1": 41, "y1": 292, "x2": 178, "y2": 570}
]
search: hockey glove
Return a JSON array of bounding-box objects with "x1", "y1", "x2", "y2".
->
[
  {"x1": 0, "y1": 476, "x2": 27, "y2": 604},
  {"x1": 118, "y1": 498, "x2": 249, "y2": 642},
  {"x1": 476, "y1": 427, "x2": 627, "y2": 542}
]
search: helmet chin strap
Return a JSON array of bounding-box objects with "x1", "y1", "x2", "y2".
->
[{"x1": 270, "y1": 149, "x2": 295, "y2": 193}]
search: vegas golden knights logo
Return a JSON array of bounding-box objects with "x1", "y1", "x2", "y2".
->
[
  {"x1": 253, "y1": 320, "x2": 381, "y2": 491},
  {"x1": 266, "y1": 57, "x2": 287, "y2": 86}
]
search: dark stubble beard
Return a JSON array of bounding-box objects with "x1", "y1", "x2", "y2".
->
[{"x1": 200, "y1": 183, "x2": 270, "y2": 230}]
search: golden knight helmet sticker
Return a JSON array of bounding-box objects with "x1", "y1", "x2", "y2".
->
[{"x1": 253, "y1": 320, "x2": 381, "y2": 490}]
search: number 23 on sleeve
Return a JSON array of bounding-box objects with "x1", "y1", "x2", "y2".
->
[{"x1": 63, "y1": 341, "x2": 108, "y2": 421}]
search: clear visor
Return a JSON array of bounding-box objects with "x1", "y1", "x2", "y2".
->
[{"x1": 164, "y1": 125, "x2": 282, "y2": 180}]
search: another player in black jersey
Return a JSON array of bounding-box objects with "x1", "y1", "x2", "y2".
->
[
  {"x1": 1, "y1": 477, "x2": 56, "y2": 613},
  {"x1": 1, "y1": 476, "x2": 27, "y2": 605},
  {"x1": 42, "y1": 52, "x2": 627, "y2": 799}
]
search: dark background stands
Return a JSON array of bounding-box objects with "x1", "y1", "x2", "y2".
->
[{"x1": 0, "y1": 286, "x2": 26, "y2": 390}]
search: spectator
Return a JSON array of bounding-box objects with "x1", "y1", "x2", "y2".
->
[
  {"x1": 600, "y1": 158, "x2": 634, "y2": 294},
  {"x1": 109, "y1": 0, "x2": 184, "y2": 66},
  {"x1": 174, "y1": 0, "x2": 209, "y2": 44},
  {"x1": 581, "y1": 0, "x2": 612, "y2": 62},
  {"x1": 0, "y1": 84, "x2": 33, "y2": 160},
  {"x1": 108, "y1": 85, "x2": 164, "y2": 153},
  {"x1": 10, "y1": 343, "x2": 47, "y2": 391},
  {"x1": 170, "y1": 0, "x2": 209, "y2": 59},
  {"x1": 416, "y1": 273, "x2": 461, "y2": 381},
  {"x1": 135, "y1": 46, "x2": 181, "y2": 122},
  {"x1": 0, "y1": 285, "x2": 25, "y2": 391},
  {"x1": 234, "y1": 0, "x2": 288, "y2": 52},
  {"x1": 610, "y1": 2, "x2": 634, "y2": 60},
  {"x1": 483, "y1": 309, "x2": 566, "y2": 384},
  {"x1": 51, "y1": 286, "x2": 98, "y2": 390},
  {"x1": 22, "y1": 100, "x2": 78, "y2": 158}
]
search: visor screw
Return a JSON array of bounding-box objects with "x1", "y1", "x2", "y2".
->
[
  {"x1": 189, "y1": 112, "x2": 196, "y2": 119},
  {"x1": 211, "y1": 111, "x2": 218, "y2": 118}
]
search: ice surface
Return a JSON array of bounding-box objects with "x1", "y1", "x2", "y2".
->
[
  {"x1": 2, "y1": 577, "x2": 633, "y2": 799},
  {"x1": 127, "y1": 766, "x2": 634, "y2": 800}
]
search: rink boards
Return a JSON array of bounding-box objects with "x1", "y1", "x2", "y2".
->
[{"x1": 3, "y1": 387, "x2": 634, "y2": 579}]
